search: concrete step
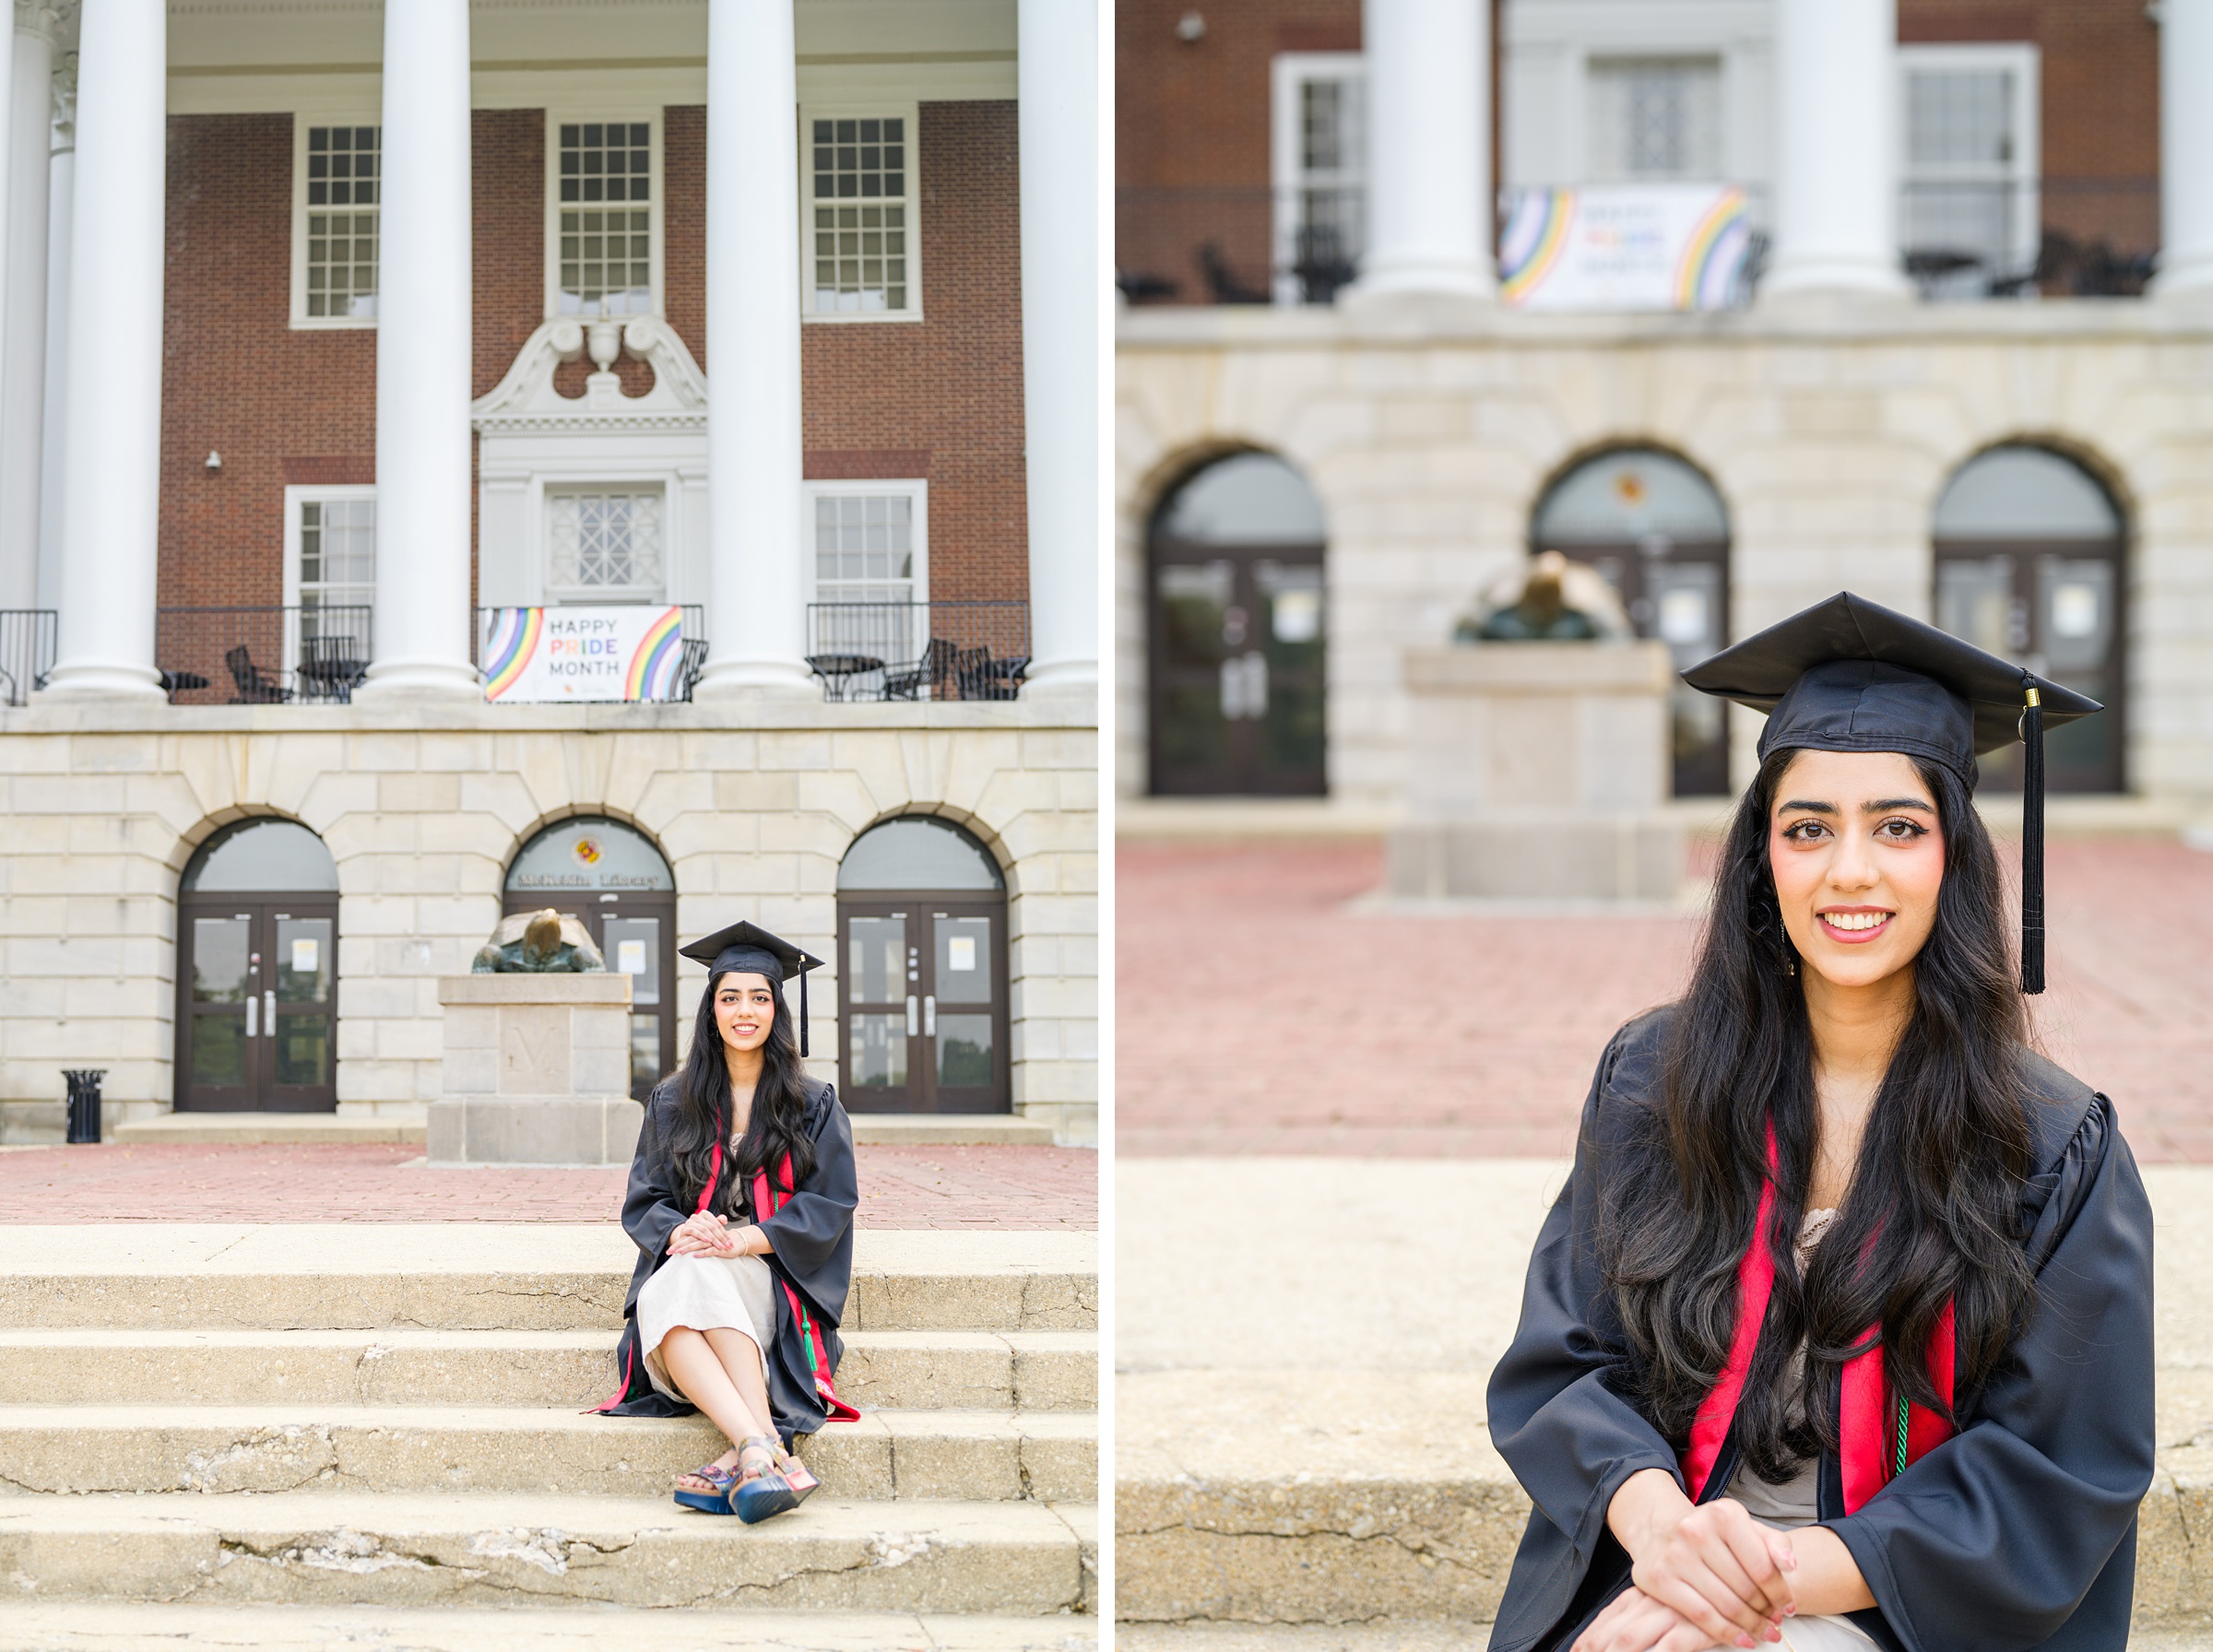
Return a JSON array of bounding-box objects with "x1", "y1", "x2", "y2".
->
[
  {"x1": 0, "y1": 1491, "x2": 1095, "y2": 1612},
  {"x1": 1114, "y1": 1628, "x2": 2213, "y2": 1652},
  {"x1": 111, "y1": 1113, "x2": 427, "y2": 1145},
  {"x1": 0, "y1": 1404, "x2": 1097, "y2": 1503},
  {"x1": 1117, "y1": 1367, "x2": 2213, "y2": 1629},
  {"x1": 0, "y1": 1225, "x2": 1095, "y2": 1334},
  {"x1": 0, "y1": 1603, "x2": 1100, "y2": 1652},
  {"x1": 0, "y1": 1327, "x2": 1095, "y2": 1411}
]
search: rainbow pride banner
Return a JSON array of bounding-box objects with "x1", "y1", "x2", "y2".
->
[
  {"x1": 480, "y1": 605, "x2": 685, "y2": 703},
  {"x1": 1499, "y1": 184, "x2": 1750, "y2": 312}
]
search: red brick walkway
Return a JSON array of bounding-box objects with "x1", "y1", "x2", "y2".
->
[
  {"x1": 0, "y1": 1143, "x2": 1096, "y2": 1227},
  {"x1": 1118, "y1": 836, "x2": 2213, "y2": 1161}
]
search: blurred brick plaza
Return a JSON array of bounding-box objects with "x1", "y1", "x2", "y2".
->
[{"x1": 1118, "y1": 835, "x2": 2213, "y2": 1161}]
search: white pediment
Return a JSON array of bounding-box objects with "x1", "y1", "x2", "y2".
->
[{"x1": 470, "y1": 315, "x2": 710, "y2": 434}]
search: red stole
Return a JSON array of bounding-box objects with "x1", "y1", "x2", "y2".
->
[
  {"x1": 701, "y1": 1141, "x2": 860, "y2": 1425},
  {"x1": 1679, "y1": 1135, "x2": 1955, "y2": 1515}
]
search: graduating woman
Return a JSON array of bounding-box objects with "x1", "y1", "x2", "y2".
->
[
  {"x1": 592, "y1": 921, "x2": 860, "y2": 1524},
  {"x1": 1488, "y1": 594, "x2": 2154, "y2": 1652}
]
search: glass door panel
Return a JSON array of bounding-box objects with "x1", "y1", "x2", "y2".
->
[
  {"x1": 270, "y1": 914, "x2": 335, "y2": 1092},
  {"x1": 924, "y1": 907, "x2": 1007, "y2": 1112},
  {"x1": 837, "y1": 901, "x2": 1008, "y2": 1113},
  {"x1": 186, "y1": 914, "x2": 254, "y2": 1095},
  {"x1": 843, "y1": 911, "x2": 918, "y2": 1109},
  {"x1": 604, "y1": 914, "x2": 664, "y2": 1096}
]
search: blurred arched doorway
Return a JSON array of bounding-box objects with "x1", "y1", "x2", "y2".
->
[
  {"x1": 176, "y1": 819, "x2": 340, "y2": 1113},
  {"x1": 1933, "y1": 444, "x2": 2125, "y2": 793},
  {"x1": 1147, "y1": 452, "x2": 1327, "y2": 795},
  {"x1": 836, "y1": 817, "x2": 1009, "y2": 1115},
  {"x1": 504, "y1": 816, "x2": 677, "y2": 1101},
  {"x1": 1533, "y1": 448, "x2": 1733, "y2": 796}
]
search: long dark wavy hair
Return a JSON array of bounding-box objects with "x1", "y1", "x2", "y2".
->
[
  {"x1": 1602, "y1": 746, "x2": 2035, "y2": 1481},
  {"x1": 663, "y1": 969, "x2": 818, "y2": 1218}
]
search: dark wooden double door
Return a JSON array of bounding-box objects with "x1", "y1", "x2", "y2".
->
[
  {"x1": 177, "y1": 896, "x2": 337, "y2": 1112},
  {"x1": 1149, "y1": 537, "x2": 1327, "y2": 795},
  {"x1": 838, "y1": 896, "x2": 1009, "y2": 1113}
]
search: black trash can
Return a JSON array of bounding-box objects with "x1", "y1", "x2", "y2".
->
[{"x1": 62, "y1": 1069, "x2": 105, "y2": 1145}]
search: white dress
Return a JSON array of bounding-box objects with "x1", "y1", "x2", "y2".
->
[
  {"x1": 1721, "y1": 1208, "x2": 1880, "y2": 1652},
  {"x1": 634, "y1": 1196, "x2": 779, "y2": 1402}
]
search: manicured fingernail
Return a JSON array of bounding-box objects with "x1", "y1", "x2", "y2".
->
[{"x1": 1785, "y1": 1606, "x2": 1797, "y2": 1617}]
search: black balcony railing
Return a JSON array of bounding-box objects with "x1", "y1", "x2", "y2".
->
[
  {"x1": 153, "y1": 606, "x2": 374, "y2": 705},
  {"x1": 0, "y1": 609, "x2": 56, "y2": 706},
  {"x1": 806, "y1": 601, "x2": 1029, "y2": 702},
  {"x1": 469, "y1": 605, "x2": 708, "y2": 701}
]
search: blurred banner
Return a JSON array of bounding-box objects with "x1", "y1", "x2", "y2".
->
[
  {"x1": 480, "y1": 605, "x2": 686, "y2": 702},
  {"x1": 1499, "y1": 184, "x2": 1752, "y2": 312}
]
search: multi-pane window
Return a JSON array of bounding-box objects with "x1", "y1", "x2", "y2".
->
[
  {"x1": 557, "y1": 123, "x2": 654, "y2": 314},
  {"x1": 548, "y1": 490, "x2": 665, "y2": 600},
  {"x1": 814, "y1": 493, "x2": 917, "y2": 602},
  {"x1": 1899, "y1": 46, "x2": 2040, "y2": 296},
  {"x1": 298, "y1": 499, "x2": 375, "y2": 638},
  {"x1": 303, "y1": 126, "x2": 379, "y2": 319},
  {"x1": 1271, "y1": 54, "x2": 1366, "y2": 305},
  {"x1": 810, "y1": 116, "x2": 911, "y2": 313},
  {"x1": 1587, "y1": 58, "x2": 1722, "y2": 182}
]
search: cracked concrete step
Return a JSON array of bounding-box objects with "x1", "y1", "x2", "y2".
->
[
  {"x1": 0, "y1": 1328, "x2": 1096, "y2": 1411},
  {"x1": 1117, "y1": 1368, "x2": 2213, "y2": 1628},
  {"x1": 0, "y1": 1404, "x2": 1097, "y2": 1502},
  {"x1": 0, "y1": 1226, "x2": 1096, "y2": 1334},
  {"x1": 0, "y1": 1603, "x2": 1099, "y2": 1652},
  {"x1": 0, "y1": 1491, "x2": 1097, "y2": 1613}
]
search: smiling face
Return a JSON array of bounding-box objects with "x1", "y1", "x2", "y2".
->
[
  {"x1": 1768, "y1": 748, "x2": 1947, "y2": 992},
  {"x1": 713, "y1": 973, "x2": 779, "y2": 1056}
]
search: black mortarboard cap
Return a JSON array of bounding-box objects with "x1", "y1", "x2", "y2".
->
[
  {"x1": 678, "y1": 920, "x2": 825, "y2": 1056},
  {"x1": 1681, "y1": 591, "x2": 2101, "y2": 994}
]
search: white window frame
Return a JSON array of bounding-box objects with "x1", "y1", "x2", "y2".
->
[
  {"x1": 803, "y1": 478, "x2": 930, "y2": 604},
  {"x1": 290, "y1": 114, "x2": 383, "y2": 330},
  {"x1": 1897, "y1": 42, "x2": 2041, "y2": 279},
  {"x1": 281, "y1": 483, "x2": 377, "y2": 678},
  {"x1": 799, "y1": 100, "x2": 925, "y2": 324},
  {"x1": 543, "y1": 111, "x2": 666, "y2": 321},
  {"x1": 542, "y1": 483, "x2": 672, "y2": 606},
  {"x1": 1270, "y1": 53, "x2": 1366, "y2": 307}
]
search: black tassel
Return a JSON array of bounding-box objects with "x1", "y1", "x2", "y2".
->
[
  {"x1": 2021, "y1": 684, "x2": 2045, "y2": 995},
  {"x1": 799, "y1": 962, "x2": 811, "y2": 1058}
]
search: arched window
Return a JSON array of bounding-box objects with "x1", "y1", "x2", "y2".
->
[
  {"x1": 1533, "y1": 448, "x2": 1734, "y2": 796},
  {"x1": 177, "y1": 820, "x2": 340, "y2": 1114},
  {"x1": 503, "y1": 816, "x2": 677, "y2": 1099},
  {"x1": 835, "y1": 818, "x2": 1010, "y2": 1115},
  {"x1": 1148, "y1": 452, "x2": 1327, "y2": 796},
  {"x1": 1933, "y1": 445, "x2": 2124, "y2": 793}
]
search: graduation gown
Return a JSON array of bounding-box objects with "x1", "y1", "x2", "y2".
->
[
  {"x1": 1487, "y1": 1008, "x2": 2155, "y2": 1652},
  {"x1": 592, "y1": 1075, "x2": 860, "y2": 1446}
]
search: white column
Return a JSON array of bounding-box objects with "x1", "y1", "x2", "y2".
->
[
  {"x1": 693, "y1": 0, "x2": 812, "y2": 698},
  {"x1": 1017, "y1": 0, "x2": 1099, "y2": 697},
  {"x1": 1, "y1": 6, "x2": 60, "y2": 613},
  {"x1": 1764, "y1": 0, "x2": 1909, "y2": 298},
  {"x1": 1350, "y1": 0, "x2": 1493, "y2": 301},
  {"x1": 357, "y1": 0, "x2": 479, "y2": 700},
  {"x1": 2154, "y1": 0, "x2": 2213, "y2": 294},
  {"x1": 34, "y1": 49, "x2": 70, "y2": 612},
  {"x1": 41, "y1": 0, "x2": 165, "y2": 699}
]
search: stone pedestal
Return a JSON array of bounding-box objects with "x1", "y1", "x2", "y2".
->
[
  {"x1": 1387, "y1": 641, "x2": 1683, "y2": 903},
  {"x1": 429, "y1": 974, "x2": 642, "y2": 1165}
]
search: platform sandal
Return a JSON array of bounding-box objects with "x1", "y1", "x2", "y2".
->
[
  {"x1": 729, "y1": 1434, "x2": 820, "y2": 1525},
  {"x1": 671, "y1": 1457, "x2": 741, "y2": 1516}
]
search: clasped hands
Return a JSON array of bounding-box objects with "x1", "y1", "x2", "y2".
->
[
  {"x1": 1574, "y1": 1475, "x2": 1799, "y2": 1652},
  {"x1": 668, "y1": 1210, "x2": 763, "y2": 1259}
]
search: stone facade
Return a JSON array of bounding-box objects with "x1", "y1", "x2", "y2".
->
[
  {"x1": 1116, "y1": 300, "x2": 2213, "y2": 814},
  {"x1": 0, "y1": 699, "x2": 1097, "y2": 1145}
]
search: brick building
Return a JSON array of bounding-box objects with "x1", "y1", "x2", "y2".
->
[
  {"x1": 0, "y1": 0, "x2": 1100, "y2": 1144},
  {"x1": 1116, "y1": 0, "x2": 2213, "y2": 823}
]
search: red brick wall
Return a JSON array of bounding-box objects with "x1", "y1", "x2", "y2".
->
[
  {"x1": 1117, "y1": 0, "x2": 1362, "y2": 304},
  {"x1": 157, "y1": 98, "x2": 1029, "y2": 633},
  {"x1": 1899, "y1": 0, "x2": 2160, "y2": 269}
]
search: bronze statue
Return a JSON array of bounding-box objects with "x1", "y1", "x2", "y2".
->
[
  {"x1": 1458, "y1": 550, "x2": 1629, "y2": 643},
  {"x1": 471, "y1": 908, "x2": 607, "y2": 974}
]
